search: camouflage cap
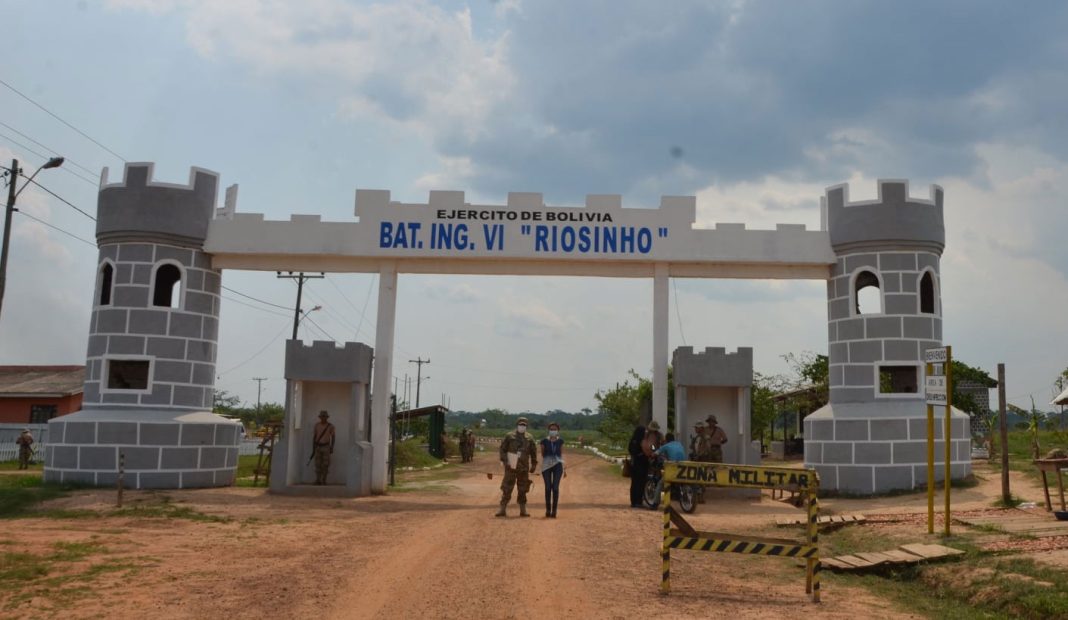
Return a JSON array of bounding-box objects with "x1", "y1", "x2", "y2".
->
[
  {"x1": 647, "y1": 420, "x2": 661, "y2": 431},
  {"x1": 318, "y1": 410, "x2": 330, "y2": 418},
  {"x1": 517, "y1": 417, "x2": 529, "y2": 425},
  {"x1": 694, "y1": 421, "x2": 707, "y2": 429},
  {"x1": 706, "y1": 415, "x2": 718, "y2": 425}
]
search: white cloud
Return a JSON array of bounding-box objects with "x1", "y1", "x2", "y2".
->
[
  {"x1": 421, "y1": 281, "x2": 482, "y2": 303},
  {"x1": 495, "y1": 300, "x2": 581, "y2": 340}
]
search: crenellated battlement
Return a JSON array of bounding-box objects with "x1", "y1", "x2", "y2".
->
[
  {"x1": 825, "y1": 180, "x2": 944, "y2": 254},
  {"x1": 673, "y1": 346, "x2": 753, "y2": 387},
  {"x1": 96, "y1": 163, "x2": 219, "y2": 248},
  {"x1": 284, "y1": 340, "x2": 373, "y2": 383}
]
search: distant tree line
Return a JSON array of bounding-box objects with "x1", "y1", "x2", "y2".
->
[{"x1": 446, "y1": 408, "x2": 603, "y2": 431}]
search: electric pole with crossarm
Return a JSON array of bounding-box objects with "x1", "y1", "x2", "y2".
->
[{"x1": 409, "y1": 357, "x2": 430, "y2": 408}]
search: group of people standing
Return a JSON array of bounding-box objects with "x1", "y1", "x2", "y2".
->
[
  {"x1": 627, "y1": 415, "x2": 727, "y2": 508},
  {"x1": 458, "y1": 427, "x2": 477, "y2": 462},
  {"x1": 495, "y1": 417, "x2": 565, "y2": 518}
]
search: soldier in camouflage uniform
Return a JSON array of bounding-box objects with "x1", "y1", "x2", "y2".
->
[
  {"x1": 690, "y1": 421, "x2": 714, "y2": 462},
  {"x1": 16, "y1": 429, "x2": 34, "y2": 470},
  {"x1": 496, "y1": 416, "x2": 538, "y2": 517},
  {"x1": 312, "y1": 411, "x2": 336, "y2": 485},
  {"x1": 706, "y1": 415, "x2": 728, "y2": 463}
]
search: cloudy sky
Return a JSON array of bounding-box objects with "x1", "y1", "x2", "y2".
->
[{"x1": 1, "y1": 0, "x2": 1066, "y2": 414}]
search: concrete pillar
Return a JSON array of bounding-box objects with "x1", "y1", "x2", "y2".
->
[
  {"x1": 370, "y1": 262, "x2": 397, "y2": 493},
  {"x1": 653, "y1": 263, "x2": 669, "y2": 431}
]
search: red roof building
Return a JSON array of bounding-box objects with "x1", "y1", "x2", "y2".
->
[{"x1": 0, "y1": 366, "x2": 84, "y2": 424}]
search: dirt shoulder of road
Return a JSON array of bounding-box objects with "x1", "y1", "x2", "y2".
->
[{"x1": 1, "y1": 453, "x2": 1064, "y2": 619}]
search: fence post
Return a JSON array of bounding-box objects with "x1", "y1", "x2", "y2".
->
[{"x1": 117, "y1": 452, "x2": 125, "y2": 508}]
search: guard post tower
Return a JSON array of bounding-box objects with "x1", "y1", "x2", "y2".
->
[
  {"x1": 44, "y1": 163, "x2": 241, "y2": 489},
  {"x1": 803, "y1": 181, "x2": 970, "y2": 494}
]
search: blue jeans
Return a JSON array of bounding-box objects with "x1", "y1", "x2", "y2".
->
[{"x1": 542, "y1": 462, "x2": 563, "y2": 515}]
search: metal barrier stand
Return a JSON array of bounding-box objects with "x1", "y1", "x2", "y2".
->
[{"x1": 657, "y1": 462, "x2": 822, "y2": 603}]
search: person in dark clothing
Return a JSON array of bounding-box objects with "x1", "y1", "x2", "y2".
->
[{"x1": 628, "y1": 425, "x2": 648, "y2": 508}]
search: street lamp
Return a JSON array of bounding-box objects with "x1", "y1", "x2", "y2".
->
[
  {"x1": 0, "y1": 157, "x2": 65, "y2": 321},
  {"x1": 295, "y1": 305, "x2": 322, "y2": 339}
]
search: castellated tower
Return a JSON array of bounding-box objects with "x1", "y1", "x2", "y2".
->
[
  {"x1": 44, "y1": 163, "x2": 241, "y2": 489},
  {"x1": 803, "y1": 180, "x2": 971, "y2": 494}
]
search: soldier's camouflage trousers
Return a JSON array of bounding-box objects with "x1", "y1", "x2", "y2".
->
[
  {"x1": 314, "y1": 445, "x2": 331, "y2": 484},
  {"x1": 500, "y1": 467, "x2": 532, "y2": 505}
]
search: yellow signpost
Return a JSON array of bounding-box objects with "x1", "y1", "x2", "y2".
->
[
  {"x1": 924, "y1": 346, "x2": 953, "y2": 536},
  {"x1": 658, "y1": 462, "x2": 821, "y2": 602}
]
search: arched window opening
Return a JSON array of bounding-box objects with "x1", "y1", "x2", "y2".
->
[
  {"x1": 854, "y1": 270, "x2": 882, "y2": 314},
  {"x1": 920, "y1": 272, "x2": 936, "y2": 314},
  {"x1": 98, "y1": 263, "x2": 113, "y2": 306},
  {"x1": 153, "y1": 264, "x2": 181, "y2": 308}
]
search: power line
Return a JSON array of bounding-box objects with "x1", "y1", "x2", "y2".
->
[
  {"x1": 15, "y1": 211, "x2": 96, "y2": 247},
  {"x1": 0, "y1": 121, "x2": 100, "y2": 177},
  {"x1": 216, "y1": 320, "x2": 291, "y2": 376},
  {"x1": 326, "y1": 273, "x2": 377, "y2": 339},
  {"x1": 672, "y1": 278, "x2": 687, "y2": 346},
  {"x1": 0, "y1": 132, "x2": 100, "y2": 186},
  {"x1": 220, "y1": 294, "x2": 291, "y2": 318},
  {"x1": 302, "y1": 314, "x2": 337, "y2": 341},
  {"x1": 0, "y1": 77, "x2": 127, "y2": 163},
  {"x1": 20, "y1": 175, "x2": 96, "y2": 221},
  {"x1": 220, "y1": 285, "x2": 292, "y2": 310}
]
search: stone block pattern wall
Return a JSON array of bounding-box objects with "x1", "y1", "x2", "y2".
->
[
  {"x1": 43, "y1": 419, "x2": 239, "y2": 488},
  {"x1": 672, "y1": 346, "x2": 753, "y2": 387},
  {"x1": 804, "y1": 414, "x2": 971, "y2": 494},
  {"x1": 82, "y1": 242, "x2": 221, "y2": 411},
  {"x1": 826, "y1": 250, "x2": 942, "y2": 403}
]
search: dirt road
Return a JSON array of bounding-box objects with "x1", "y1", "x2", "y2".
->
[{"x1": 5, "y1": 449, "x2": 916, "y2": 619}]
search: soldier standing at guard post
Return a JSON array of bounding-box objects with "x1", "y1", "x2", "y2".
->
[
  {"x1": 312, "y1": 411, "x2": 336, "y2": 485},
  {"x1": 496, "y1": 417, "x2": 538, "y2": 517},
  {"x1": 706, "y1": 415, "x2": 728, "y2": 463},
  {"x1": 16, "y1": 429, "x2": 34, "y2": 470}
]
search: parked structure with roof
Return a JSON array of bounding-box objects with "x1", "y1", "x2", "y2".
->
[{"x1": 0, "y1": 366, "x2": 84, "y2": 424}]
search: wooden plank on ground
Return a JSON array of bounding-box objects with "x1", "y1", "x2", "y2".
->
[
  {"x1": 855, "y1": 552, "x2": 897, "y2": 565},
  {"x1": 899, "y1": 543, "x2": 964, "y2": 559},
  {"x1": 833, "y1": 554, "x2": 875, "y2": 569},
  {"x1": 775, "y1": 514, "x2": 866, "y2": 527},
  {"x1": 880, "y1": 549, "x2": 926, "y2": 564},
  {"x1": 821, "y1": 558, "x2": 855, "y2": 571}
]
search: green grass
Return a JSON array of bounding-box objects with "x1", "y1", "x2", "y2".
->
[
  {"x1": 820, "y1": 500, "x2": 1068, "y2": 620},
  {"x1": 0, "y1": 474, "x2": 80, "y2": 518},
  {"x1": 111, "y1": 496, "x2": 230, "y2": 523},
  {"x1": 834, "y1": 556, "x2": 1068, "y2": 620},
  {"x1": 987, "y1": 430, "x2": 1067, "y2": 477},
  {"x1": 0, "y1": 459, "x2": 43, "y2": 471},
  {"x1": 394, "y1": 438, "x2": 445, "y2": 468}
]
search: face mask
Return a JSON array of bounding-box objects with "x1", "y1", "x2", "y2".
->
[
  {"x1": 517, "y1": 425, "x2": 527, "y2": 434},
  {"x1": 549, "y1": 430, "x2": 559, "y2": 438}
]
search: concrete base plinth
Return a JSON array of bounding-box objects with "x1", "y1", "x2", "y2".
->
[
  {"x1": 803, "y1": 401, "x2": 972, "y2": 495},
  {"x1": 43, "y1": 409, "x2": 241, "y2": 489}
]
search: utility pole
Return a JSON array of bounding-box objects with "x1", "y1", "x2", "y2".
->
[
  {"x1": 998, "y1": 363, "x2": 1010, "y2": 504},
  {"x1": 0, "y1": 160, "x2": 18, "y2": 322},
  {"x1": 409, "y1": 357, "x2": 430, "y2": 408},
  {"x1": 252, "y1": 377, "x2": 267, "y2": 418},
  {"x1": 276, "y1": 271, "x2": 324, "y2": 339},
  {"x1": 1, "y1": 157, "x2": 63, "y2": 323}
]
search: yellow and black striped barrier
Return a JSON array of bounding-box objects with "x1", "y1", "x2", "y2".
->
[{"x1": 658, "y1": 462, "x2": 821, "y2": 603}]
